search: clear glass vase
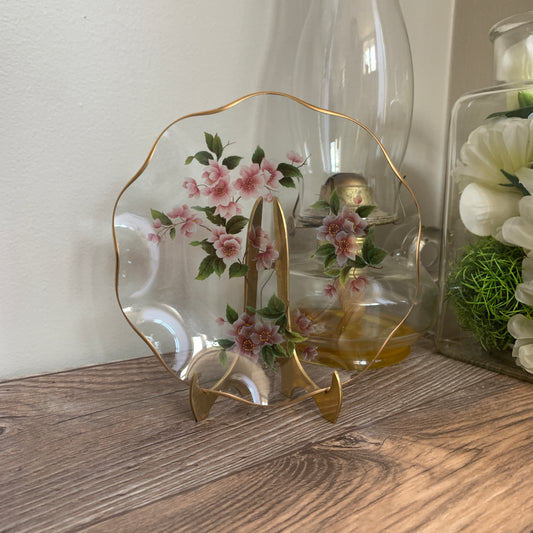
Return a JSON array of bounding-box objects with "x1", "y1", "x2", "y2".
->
[
  {"x1": 286, "y1": 0, "x2": 437, "y2": 371},
  {"x1": 435, "y1": 12, "x2": 533, "y2": 380}
]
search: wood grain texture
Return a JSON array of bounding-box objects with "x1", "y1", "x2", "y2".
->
[{"x1": 1, "y1": 338, "x2": 532, "y2": 533}]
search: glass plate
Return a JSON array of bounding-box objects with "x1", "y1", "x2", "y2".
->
[{"x1": 112, "y1": 92, "x2": 422, "y2": 408}]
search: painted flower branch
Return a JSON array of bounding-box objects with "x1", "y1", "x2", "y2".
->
[
  {"x1": 215, "y1": 294, "x2": 308, "y2": 369},
  {"x1": 148, "y1": 132, "x2": 306, "y2": 281},
  {"x1": 312, "y1": 189, "x2": 387, "y2": 292}
]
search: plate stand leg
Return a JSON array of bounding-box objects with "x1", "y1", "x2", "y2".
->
[{"x1": 189, "y1": 373, "x2": 218, "y2": 421}]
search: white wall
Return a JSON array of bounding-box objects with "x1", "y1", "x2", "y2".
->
[{"x1": 1, "y1": 0, "x2": 457, "y2": 378}]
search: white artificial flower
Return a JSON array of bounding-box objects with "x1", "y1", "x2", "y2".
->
[
  {"x1": 502, "y1": 195, "x2": 533, "y2": 250},
  {"x1": 455, "y1": 117, "x2": 533, "y2": 238},
  {"x1": 507, "y1": 314, "x2": 533, "y2": 373},
  {"x1": 454, "y1": 117, "x2": 533, "y2": 190}
]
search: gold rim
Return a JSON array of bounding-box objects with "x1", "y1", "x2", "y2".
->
[{"x1": 112, "y1": 90, "x2": 422, "y2": 404}]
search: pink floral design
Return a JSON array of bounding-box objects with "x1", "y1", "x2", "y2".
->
[
  {"x1": 213, "y1": 233, "x2": 242, "y2": 264},
  {"x1": 168, "y1": 204, "x2": 190, "y2": 219},
  {"x1": 295, "y1": 309, "x2": 314, "y2": 335},
  {"x1": 147, "y1": 233, "x2": 161, "y2": 243},
  {"x1": 208, "y1": 227, "x2": 227, "y2": 244},
  {"x1": 216, "y1": 317, "x2": 226, "y2": 326},
  {"x1": 341, "y1": 206, "x2": 367, "y2": 236},
  {"x1": 214, "y1": 200, "x2": 241, "y2": 219},
  {"x1": 349, "y1": 276, "x2": 369, "y2": 294},
  {"x1": 234, "y1": 164, "x2": 264, "y2": 198},
  {"x1": 255, "y1": 242, "x2": 279, "y2": 270},
  {"x1": 180, "y1": 213, "x2": 202, "y2": 238},
  {"x1": 251, "y1": 320, "x2": 284, "y2": 347},
  {"x1": 317, "y1": 214, "x2": 350, "y2": 243},
  {"x1": 334, "y1": 231, "x2": 358, "y2": 265},
  {"x1": 183, "y1": 178, "x2": 201, "y2": 198},
  {"x1": 205, "y1": 177, "x2": 232, "y2": 207},
  {"x1": 235, "y1": 331, "x2": 261, "y2": 361},
  {"x1": 287, "y1": 151, "x2": 304, "y2": 164},
  {"x1": 229, "y1": 312, "x2": 255, "y2": 338},
  {"x1": 261, "y1": 159, "x2": 282, "y2": 188},
  {"x1": 153, "y1": 218, "x2": 162, "y2": 229},
  {"x1": 324, "y1": 283, "x2": 337, "y2": 299},
  {"x1": 249, "y1": 226, "x2": 268, "y2": 248},
  {"x1": 300, "y1": 345, "x2": 318, "y2": 361},
  {"x1": 202, "y1": 160, "x2": 230, "y2": 184}
]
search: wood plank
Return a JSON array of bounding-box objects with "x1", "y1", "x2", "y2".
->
[
  {"x1": 81, "y1": 378, "x2": 533, "y2": 533},
  {"x1": 0, "y1": 339, "x2": 519, "y2": 532}
]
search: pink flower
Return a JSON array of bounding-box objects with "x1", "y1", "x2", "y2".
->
[
  {"x1": 205, "y1": 177, "x2": 232, "y2": 207},
  {"x1": 295, "y1": 309, "x2": 314, "y2": 335},
  {"x1": 334, "y1": 230, "x2": 358, "y2": 265},
  {"x1": 235, "y1": 330, "x2": 260, "y2": 361},
  {"x1": 153, "y1": 218, "x2": 162, "y2": 229},
  {"x1": 213, "y1": 233, "x2": 242, "y2": 264},
  {"x1": 207, "y1": 227, "x2": 227, "y2": 244},
  {"x1": 287, "y1": 151, "x2": 304, "y2": 165},
  {"x1": 317, "y1": 214, "x2": 348, "y2": 243},
  {"x1": 216, "y1": 317, "x2": 226, "y2": 326},
  {"x1": 234, "y1": 164, "x2": 264, "y2": 198},
  {"x1": 251, "y1": 320, "x2": 284, "y2": 347},
  {"x1": 214, "y1": 200, "x2": 241, "y2": 219},
  {"x1": 180, "y1": 214, "x2": 202, "y2": 238},
  {"x1": 168, "y1": 204, "x2": 190, "y2": 219},
  {"x1": 201, "y1": 160, "x2": 229, "y2": 184},
  {"x1": 183, "y1": 178, "x2": 201, "y2": 198},
  {"x1": 229, "y1": 312, "x2": 255, "y2": 338},
  {"x1": 353, "y1": 194, "x2": 363, "y2": 205},
  {"x1": 349, "y1": 276, "x2": 369, "y2": 294},
  {"x1": 263, "y1": 191, "x2": 274, "y2": 203},
  {"x1": 341, "y1": 206, "x2": 368, "y2": 236},
  {"x1": 300, "y1": 345, "x2": 318, "y2": 361},
  {"x1": 324, "y1": 283, "x2": 337, "y2": 299},
  {"x1": 261, "y1": 159, "x2": 282, "y2": 188},
  {"x1": 255, "y1": 242, "x2": 279, "y2": 270},
  {"x1": 249, "y1": 226, "x2": 269, "y2": 249},
  {"x1": 147, "y1": 233, "x2": 161, "y2": 243}
]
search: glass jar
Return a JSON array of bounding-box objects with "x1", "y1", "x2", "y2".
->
[{"x1": 436, "y1": 12, "x2": 533, "y2": 380}]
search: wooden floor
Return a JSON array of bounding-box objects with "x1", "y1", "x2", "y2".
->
[{"x1": 1, "y1": 337, "x2": 532, "y2": 533}]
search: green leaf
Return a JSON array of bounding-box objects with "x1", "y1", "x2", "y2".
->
[
  {"x1": 201, "y1": 240, "x2": 216, "y2": 254},
  {"x1": 368, "y1": 247, "x2": 388, "y2": 265},
  {"x1": 193, "y1": 150, "x2": 213, "y2": 165},
  {"x1": 356, "y1": 205, "x2": 376, "y2": 218},
  {"x1": 261, "y1": 345, "x2": 276, "y2": 370},
  {"x1": 339, "y1": 265, "x2": 352, "y2": 286},
  {"x1": 229, "y1": 262, "x2": 249, "y2": 278},
  {"x1": 169, "y1": 227, "x2": 176, "y2": 240},
  {"x1": 196, "y1": 255, "x2": 216, "y2": 280},
  {"x1": 267, "y1": 294, "x2": 286, "y2": 315},
  {"x1": 487, "y1": 105, "x2": 533, "y2": 119},
  {"x1": 277, "y1": 162, "x2": 303, "y2": 179},
  {"x1": 219, "y1": 349, "x2": 228, "y2": 367},
  {"x1": 311, "y1": 200, "x2": 331, "y2": 210},
  {"x1": 212, "y1": 134, "x2": 223, "y2": 160},
  {"x1": 185, "y1": 155, "x2": 194, "y2": 165},
  {"x1": 330, "y1": 189, "x2": 340, "y2": 215},
  {"x1": 226, "y1": 215, "x2": 249, "y2": 235},
  {"x1": 275, "y1": 314, "x2": 288, "y2": 331},
  {"x1": 324, "y1": 253, "x2": 338, "y2": 269},
  {"x1": 150, "y1": 209, "x2": 173, "y2": 226},
  {"x1": 252, "y1": 145, "x2": 265, "y2": 165},
  {"x1": 272, "y1": 343, "x2": 289, "y2": 358},
  {"x1": 315, "y1": 243, "x2": 336, "y2": 257},
  {"x1": 518, "y1": 91, "x2": 533, "y2": 108},
  {"x1": 216, "y1": 338, "x2": 235, "y2": 349},
  {"x1": 348, "y1": 256, "x2": 368, "y2": 269},
  {"x1": 324, "y1": 267, "x2": 341, "y2": 277},
  {"x1": 362, "y1": 235, "x2": 374, "y2": 263},
  {"x1": 222, "y1": 155, "x2": 243, "y2": 170},
  {"x1": 284, "y1": 329, "x2": 306, "y2": 343},
  {"x1": 500, "y1": 169, "x2": 531, "y2": 196},
  {"x1": 213, "y1": 257, "x2": 226, "y2": 277},
  {"x1": 279, "y1": 177, "x2": 296, "y2": 189},
  {"x1": 189, "y1": 240, "x2": 203, "y2": 246},
  {"x1": 192, "y1": 205, "x2": 226, "y2": 226},
  {"x1": 287, "y1": 341, "x2": 295, "y2": 356},
  {"x1": 226, "y1": 305, "x2": 239, "y2": 324},
  {"x1": 204, "y1": 132, "x2": 214, "y2": 152}
]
